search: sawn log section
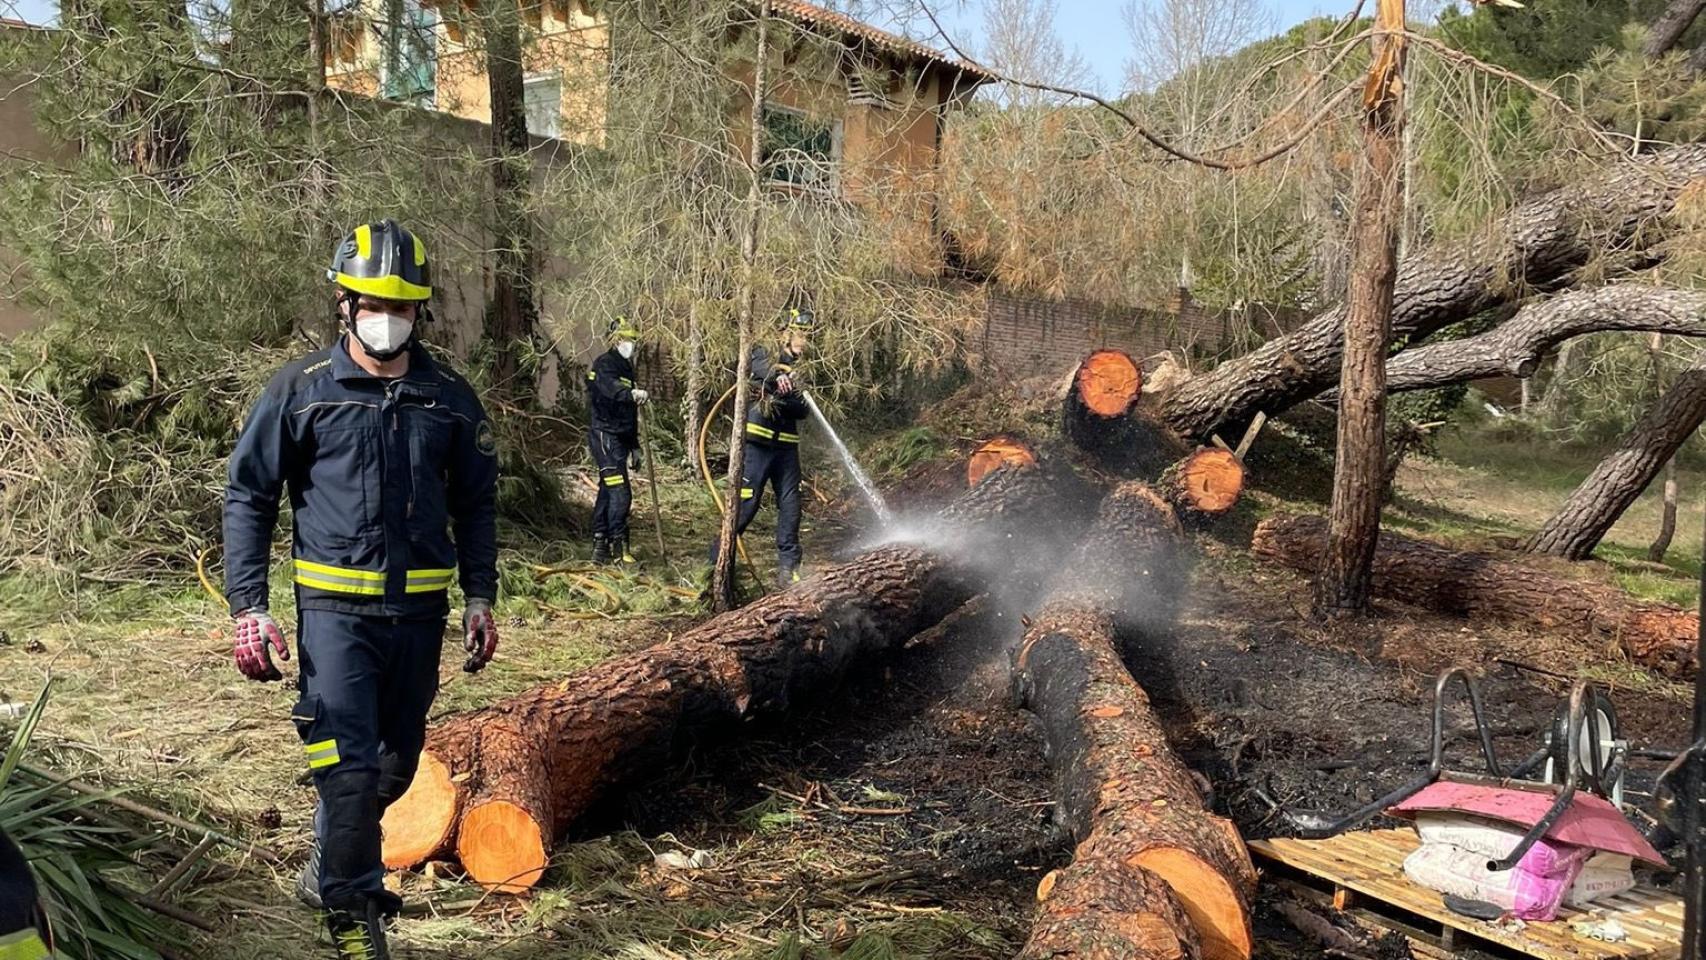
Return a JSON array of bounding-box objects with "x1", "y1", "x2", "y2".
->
[
  {"x1": 1014, "y1": 483, "x2": 1257, "y2": 960},
  {"x1": 1251, "y1": 514, "x2": 1701, "y2": 679}
]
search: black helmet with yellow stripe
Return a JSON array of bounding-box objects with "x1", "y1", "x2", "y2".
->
[{"x1": 327, "y1": 219, "x2": 432, "y2": 302}]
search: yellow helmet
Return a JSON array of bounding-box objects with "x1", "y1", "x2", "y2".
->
[{"x1": 327, "y1": 219, "x2": 432, "y2": 302}]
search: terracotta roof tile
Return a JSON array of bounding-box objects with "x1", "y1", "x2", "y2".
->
[{"x1": 768, "y1": 0, "x2": 993, "y2": 80}]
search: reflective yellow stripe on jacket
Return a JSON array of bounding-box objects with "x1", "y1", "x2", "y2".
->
[
  {"x1": 0, "y1": 929, "x2": 51, "y2": 960},
  {"x1": 292, "y1": 559, "x2": 455, "y2": 597}
]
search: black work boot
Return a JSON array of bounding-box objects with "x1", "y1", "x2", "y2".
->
[
  {"x1": 295, "y1": 841, "x2": 323, "y2": 909},
  {"x1": 591, "y1": 535, "x2": 611, "y2": 564},
  {"x1": 777, "y1": 564, "x2": 800, "y2": 590},
  {"x1": 323, "y1": 897, "x2": 395, "y2": 960}
]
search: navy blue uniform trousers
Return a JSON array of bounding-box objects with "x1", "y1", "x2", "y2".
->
[
  {"x1": 589, "y1": 428, "x2": 634, "y2": 540},
  {"x1": 291, "y1": 609, "x2": 442, "y2": 911},
  {"x1": 710, "y1": 440, "x2": 802, "y2": 569}
]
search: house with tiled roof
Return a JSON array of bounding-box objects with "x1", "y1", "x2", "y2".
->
[{"x1": 322, "y1": 1, "x2": 989, "y2": 271}]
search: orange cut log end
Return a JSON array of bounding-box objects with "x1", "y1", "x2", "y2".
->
[
  {"x1": 1129, "y1": 847, "x2": 1253, "y2": 960},
  {"x1": 967, "y1": 436, "x2": 1039, "y2": 488},
  {"x1": 1175, "y1": 449, "x2": 1245, "y2": 515},
  {"x1": 457, "y1": 799, "x2": 549, "y2": 894},
  {"x1": 1075, "y1": 350, "x2": 1144, "y2": 418},
  {"x1": 380, "y1": 752, "x2": 461, "y2": 870}
]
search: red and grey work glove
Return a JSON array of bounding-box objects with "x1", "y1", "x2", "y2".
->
[
  {"x1": 233, "y1": 608, "x2": 289, "y2": 682},
  {"x1": 462, "y1": 599, "x2": 498, "y2": 673}
]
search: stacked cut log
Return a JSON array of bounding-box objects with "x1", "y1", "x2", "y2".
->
[
  {"x1": 967, "y1": 435, "x2": 1039, "y2": 488},
  {"x1": 1014, "y1": 482, "x2": 1257, "y2": 960},
  {"x1": 1061, "y1": 351, "x2": 1246, "y2": 521},
  {"x1": 1251, "y1": 514, "x2": 1701, "y2": 679},
  {"x1": 1064, "y1": 349, "x2": 1191, "y2": 480},
  {"x1": 381, "y1": 462, "x2": 1085, "y2": 892}
]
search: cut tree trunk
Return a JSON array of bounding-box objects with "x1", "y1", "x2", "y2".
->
[
  {"x1": 1064, "y1": 351, "x2": 1191, "y2": 478},
  {"x1": 967, "y1": 436, "x2": 1038, "y2": 488},
  {"x1": 1159, "y1": 448, "x2": 1246, "y2": 523},
  {"x1": 1253, "y1": 514, "x2": 1702, "y2": 678},
  {"x1": 1320, "y1": 0, "x2": 1406, "y2": 616},
  {"x1": 1527, "y1": 348, "x2": 1706, "y2": 560},
  {"x1": 382, "y1": 462, "x2": 1080, "y2": 890},
  {"x1": 1380, "y1": 286, "x2": 1706, "y2": 395},
  {"x1": 1014, "y1": 483, "x2": 1257, "y2": 960},
  {"x1": 1158, "y1": 145, "x2": 1706, "y2": 444}
]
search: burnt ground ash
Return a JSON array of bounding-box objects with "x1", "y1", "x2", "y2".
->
[{"x1": 560, "y1": 529, "x2": 1694, "y2": 958}]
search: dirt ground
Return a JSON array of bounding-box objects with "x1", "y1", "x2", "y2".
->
[{"x1": 1, "y1": 421, "x2": 1699, "y2": 960}]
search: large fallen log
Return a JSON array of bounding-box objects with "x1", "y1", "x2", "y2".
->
[
  {"x1": 1014, "y1": 483, "x2": 1257, "y2": 960},
  {"x1": 1159, "y1": 145, "x2": 1706, "y2": 443},
  {"x1": 1381, "y1": 285, "x2": 1706, "y2": 395},
  {"x1": 381, "y1": 462, "x2": 1084, "y2": 891},
  {"x1": 1527, "y1": 347, "x2": 1706, "y2": 560},
  {"x1": 1252, "y1": 514, "x2": 1701, "y2": 678}
]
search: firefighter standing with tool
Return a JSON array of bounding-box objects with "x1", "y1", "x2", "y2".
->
[
  {"x1": 711, "y1": 307, "x2": 813, "y2": 588},
  {"x1": 586, "y1": 316, "x2": 648, "y2": 564},
  {"x1": 223, "y1": 220, "x2": 499, "y2": 959}
]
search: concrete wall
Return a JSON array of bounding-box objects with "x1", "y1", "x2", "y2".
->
[{"x1": 0, "y1": 60, "x2": 74, "y2": 336}]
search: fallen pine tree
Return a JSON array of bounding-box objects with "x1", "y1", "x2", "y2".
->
[
  {"x1": 1014, "y1": 482, "x2": 1257, "y2": 960},
  {"x1": 1527, "y1": 345, "x2": 1706, "y2": 560},
  {"x1": 1158, "y1": 144, "x2": 1706, "y2": 444},
  {"x1": 1251, "y1": 514, "x2": 1700, "y2": 678},
  {"x1": 381, "y1": 461, "x2": 1093, "y2": 892}
]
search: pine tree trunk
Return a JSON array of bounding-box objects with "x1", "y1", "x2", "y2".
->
[
  {"x1": 1649, "y1": 457, "x2": 1679, "y2": 562},
  {"x1": 685, "y1": 298, "x2": 705, "y2": 470},
  {"x1": 1528, "y1": 350, "x2": 1706, "y2": 560},
  {"x1": 712, "y1": 0, "x2": 770, "y2": 611},
  {"x1": 1646, "y1": 0, "x2": 1706, "y2": 59},
  {"x1": 1319, "y1": 0, "x2": 1405, "y2": 615},
  {"x1": 484, "y1": 0, "x2": 541, "y2": 404}
]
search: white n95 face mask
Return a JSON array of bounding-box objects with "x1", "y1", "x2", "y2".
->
[
  {"x1": 353, "y1": 313, "x2": 413, "y2": 360},
  {"x1": 617, "y1": 340, "x2": 636, "y2": 360}
]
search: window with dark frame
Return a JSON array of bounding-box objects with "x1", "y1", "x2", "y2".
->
[{"x1": 761, "y1": 104, "x2": 841, "y2": 192}]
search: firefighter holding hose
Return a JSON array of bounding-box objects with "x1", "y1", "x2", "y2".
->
[
  {"x1": 710, "y1": 306, "x2": 814, "y2": 588},
  {"x1": 223, "y1": 220, "x2": 500, "y2": 959}
]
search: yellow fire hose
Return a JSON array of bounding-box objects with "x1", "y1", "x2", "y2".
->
[
  {"x1": 698, "y1": 384, "x2": 765, "y2": 591},
  {"x1": 196, "y1": 545, "x2": 225, "y2": 607}
]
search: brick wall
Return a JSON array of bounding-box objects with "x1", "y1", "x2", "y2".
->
[{"x1": 972, "y1": 287, "x2": 1300, "y2": 381}]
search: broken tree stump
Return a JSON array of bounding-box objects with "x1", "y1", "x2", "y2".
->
[
  {"x1": 1251, "y1": 514, "x2": 1702, "y2": 678},
  {"x1": 1014, "y1": 482, "x2": 1257, "y2": 960},
  {"x1": 382, "y1": 463, "x2": 1083, "y2": 891}
]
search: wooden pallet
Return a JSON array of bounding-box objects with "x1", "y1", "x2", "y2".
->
[{"x1": 1250, "y1": 829, "x2": 1683, "y2": 959}]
